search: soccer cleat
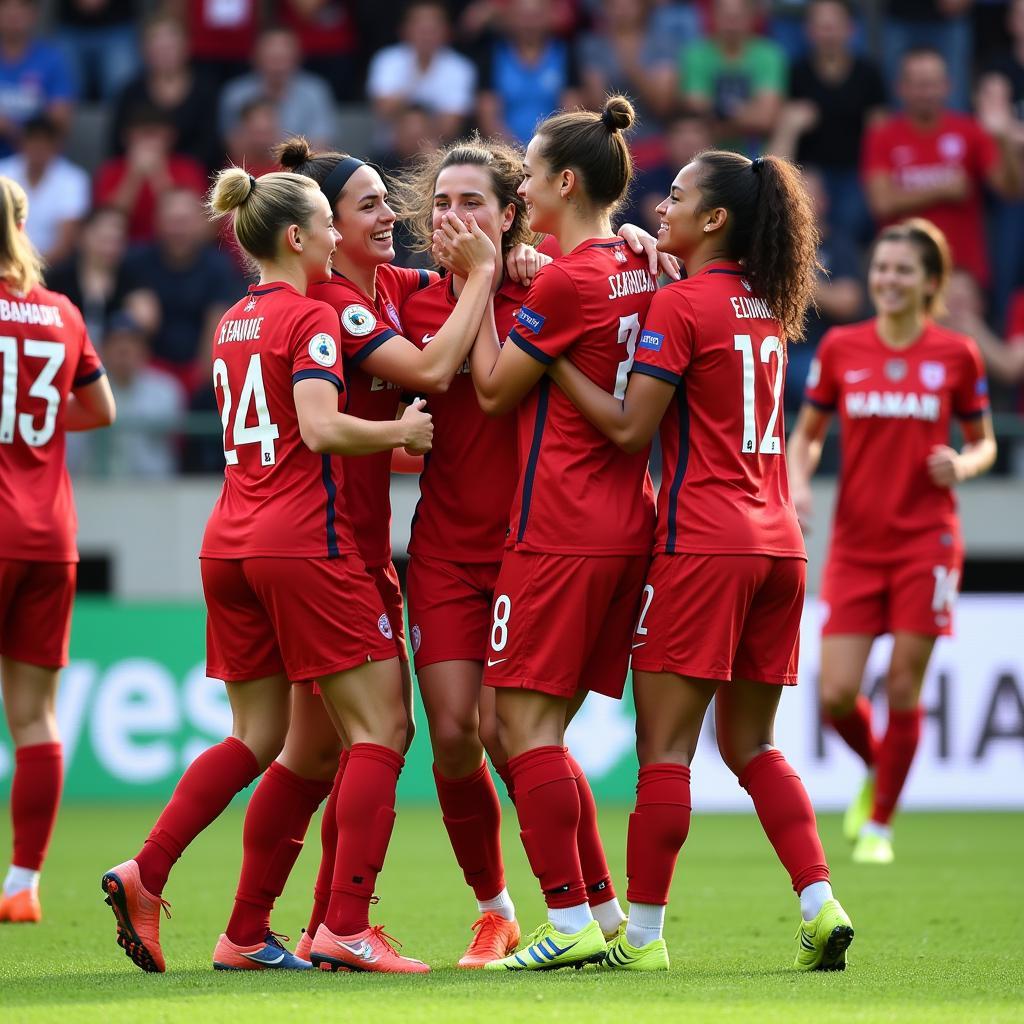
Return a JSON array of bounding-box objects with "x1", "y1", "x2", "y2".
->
[
  {"x1": 484, "y1": 919, "x2": 606, "y2": 971},
  {"x1": 794, "y1": 899, "x2": 854, "y2": 971},
  {"x1": 294, "y1": 928, "x2": 313, "y2": 962},
  {"x1": 852, "y1": 829, "x2": 894, "y2": 865},
  {"x1": 101, "y1": 859, "x2": 171, "y2": 973},
  {"x1": 213, "y1": 931, "x2": 313, "y2": 970},
  {"x1": 457, "y1": 912, "x2": 521, "y2": 968},
  {"x1": 602, "y1": 931, "x2": 669, "y2": 971},
  {"x1": 843, "y1": 775, "x2": 876, "y2": 843},
  {"x1": 0, "y1": 887, "x2": 41, "y2": 923},
  {"x1": 310, "y1": 923, "x2": 430, "y2": 974}
]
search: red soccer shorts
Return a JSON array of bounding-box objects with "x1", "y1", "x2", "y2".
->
[
  {"x1": 202, "y1": 555, "x2": 397, "y2": 683},
  {"x1": 631, "y1": 553, "x2": 805, "y2": 685},
  {"x1": 367, "y1": 561, "x2": 408, "y2": 661},
  {"x1": 406, "y1": 555, "x2": 501, "y2": 670},
  {"x1": 483, "y1": 550, "x2": 649, "y2": 700},
  {"x1": 0, "y1": 560, "x2": 76, "y2": 668},
  {"x1": 820, "y1": 548, "x2": 964, "y2": 638}
]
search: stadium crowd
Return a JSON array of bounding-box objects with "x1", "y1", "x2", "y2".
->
[{"x1": 2, "y1": 0, "x2": 1023, "y2": 476}]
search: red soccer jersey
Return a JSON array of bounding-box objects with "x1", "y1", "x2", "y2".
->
[
  {"x1": 505, "y1": 237, "x2": 656, "y2": 555},
  {"x1": 804, "y1": 318, "x2": 989, "y2": 563},
  {"x1": 0, "y1": 282, "x2": 103, "y2": 562},
  {"x1": 861, "y1": 112, "x2": 998, "y2": 286},
  {"x1": 402, "y1": 274, "x2": 525, "y2": 563},
  {"x1": 307, "y1": 264, "x2": 435, "y2": 568},
  {"x1": 200, "y1": 282, "x2": 358, "y2": 560},
  {"x1": 632, "y1": 263, "x2": 805, "y2": 558},
  {"x1": 1004, "y1": 288, "x2": 1024, "y2": 414}
]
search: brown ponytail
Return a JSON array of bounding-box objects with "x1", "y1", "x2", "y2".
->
[{"x1": 0, "y1": 177, "x2": 43, "y2": 294}]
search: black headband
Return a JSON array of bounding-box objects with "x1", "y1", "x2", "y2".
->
[{"x1": 320, "y1": 156, "x2": 365, "y2": 205}]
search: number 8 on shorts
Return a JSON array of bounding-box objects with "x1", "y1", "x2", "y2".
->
[{"x1": 490, "y1": 594, "x2": 511, "y2": 652}]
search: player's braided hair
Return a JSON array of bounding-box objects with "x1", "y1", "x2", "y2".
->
[
  {"x1": 873, "y1": 218, "x2": 952, "y2": 317},
  {"x1": 694, "y1": 150, "x2": 821, "y2": 342},
  {"x1": 0, "y1": 176, "x2": 43, "y2": 293}
]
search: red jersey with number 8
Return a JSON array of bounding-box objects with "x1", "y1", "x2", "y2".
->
[
  {"x1": 200, "y1": 282, "x2": 357, "y2": 560},
  {"x1": 631, "y1": 262, "x2": 805, "y2": 558}
]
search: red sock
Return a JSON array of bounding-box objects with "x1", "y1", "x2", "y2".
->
[
  {"x1": 828, "y1": 696, "x2": 878, "y2": 767},
  {"x1": 135, "y1": 737, "x2": 259, "y2": 896},
  {"x1": 434, "y1": 761, "x2": 505, "y2": 901},
  {"x1": 10, "y1": 742, "x2": 63, "y2": 872},
  {"x1": 625, "y1": 763, "x2": 692, "y2": 906},
  {"x1": 225, "y1": 762, "x2": 332, "y2": 945},
  {"x1": 325, "y1": 744, "x2": 403, "y2": 936},
  {"x1": 739, "y1": 749, "x2": 829, "y2": 893},
  {"x1": 508, "y1": 746, "x2": 586, "y2": 910},
  {"x1": 307, "y1": 748, "x2": 348, "y2": 936},
  {"x1": 565, "y1": 752, "x2": 616, "y2": 906},
  {"x1": 492, "y1": 759, "x2": 515, "y2": 803},
  {"x1": 872, "y1": 706, "x2": 923, "y2": 826}
]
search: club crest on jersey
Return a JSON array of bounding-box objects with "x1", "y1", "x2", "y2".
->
[
  {"x1": 342, "y1": 304, "x2": 376, "y2": 336},
  {"x1": 885, "y1": 358, "x2": 907, "y2": 382},
  {"x1": 741, "y1": 278, "x2": 752, "y2": 292},
  {"x1": 639, "y1": 330, "x2": 664, "y2": 352},
  {"x1": 919, "y1": 361, "x2": 945, "y2": 390},
  {"x1": 244, "y1": 295, "x2": 258, "y2": 312},
  {"x1": 613, "y1": 246, "x2": 627, "y2": 264},
  {"x1": 308, "y1": 333, "x2": 338, "y2": 367},
  {"x1": 411, "y1": 624, "x2": 421, "y2": 653},
  {"x1": 377, "y1": 613, "x2": 393, "y2": 640},
  {"x1": 384, "y1": 299, "x2": 403, "y2": 332},
  {"x1": 516, "y1": 306, "x2": 545, "y2": 334}
]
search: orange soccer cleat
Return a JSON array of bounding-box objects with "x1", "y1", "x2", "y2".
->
[
  {"x1": 294, "y1": 928, "x2": 314, "y2": 962},
  {"x1": 101, "y1": 859, "x2": 171, "y2": 973},
  {"x1": 213, "y1": 931, "x2": 313, "y2": 970},
  {"x1": 0, "y1": 887, "x2": 41, "y2": 923},
  {"x1": 457, "y1": 912, "x2": 521, "y2": 968},
  {"x1": 310, "y1": 923, "x2": 430, "y2": 974}
]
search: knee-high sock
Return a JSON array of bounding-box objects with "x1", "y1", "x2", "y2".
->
[
  {"x1": 307, "y1": 749, "x2": 348, "y2": 936},
  {"x1": 434, "y1": 761, "x2": 505, "y2": 901},
  {"x1": 135, "y1": 737, "x2": 260, "y2": 896},
  {"x1": 872, "y1": 706, "x2": 923, "y2": 826},
  {"x1": 827, "y1": 696, "x2": 878, "y2": 768},
  {"x1": 10, "y1": 743, "x2": 63, "y2": 873},
  {"x1": 324, "y1": 744, "x2": 403, "y2": 936},
  {"x1": 739, "y1": 749, "x2": 829, "y2": 893},
  {"x1": 625, "y1": 764, "x2": 692, "y2": 906},
  {"x1": 225, "y1": 762, "x2": 332, "y2": 945},
  {"x1": 565, "y1": 752, "x2": 616, "y2": 906},
  {"x1": 508, "y1": 746, "x2": 586, "y2": 910}
]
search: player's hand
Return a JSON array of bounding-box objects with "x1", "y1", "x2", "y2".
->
[
  {"x1": 400, "y1": 397, "x2": 433, "y2": 454},
  {"x1": 433, "y1": 213, "x2": 496, "y2": 278},
  {"x1": 791, "y1": 480, "x2": 813, "y2": 534},
  {"x1": 927, "y1": 444, "x2": 964, "y2": 487},
  {"x1": 617, "y1": 222, "x2": 682, "y2": 281},
  {"x1": 505, "y1": 242, "x2": 551, "y2": 287}
]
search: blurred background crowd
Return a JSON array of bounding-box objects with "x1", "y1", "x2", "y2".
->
[{"x1": 6, "y1": 0, "x2": 1024, "y2": 476}]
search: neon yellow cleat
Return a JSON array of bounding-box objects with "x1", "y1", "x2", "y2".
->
[
  {"x1": 852, "y1": 829, "x2": 894, "y2": 864},
  {"x1": 602, "y1": 931, "x2": 669, "y2": 971},
  {"x1": 484, "y1": 919, "x2": 605, "y2": 971},
  {"x1": 795, "y1": 899, "x2": 854, "y2": 971},
  {"x1": 843, "y1": 775, "x2": 876, "y2": 843}
]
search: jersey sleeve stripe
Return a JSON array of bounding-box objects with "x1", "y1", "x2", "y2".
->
[
  {"x1": 665, "y1": 383, "x2": 691, "y2": 554},
  {"x1": 351, "y1": 329, "x2": 397, "y2": 366},
  {"x1": 516, "y1": 376, "x2": 551, "y2": 543},
  {"x1": 319, "y1": 455, "x2": 341, "y2": 558},
  {"x1": 631, "y1": 361, "x2": 680, "y2": 386},
  {"x1": 806, "y1": 396, "x2": 836, "y2": 412},
  {"x1": 955, "y1": 407, "x2": 986, "y2": 420},
  {"x1": 416, "y1": 269, "x2": 432, "y2": 290},
  {"x1": 293, "y1": 368, "x2": 344, "y2": 390},
  {"x1": 73, "y1": 367, "x2": 105, "y2": 388},
  {"x1": 509, "y1": 328, "x2": 555, "y2": 365}
]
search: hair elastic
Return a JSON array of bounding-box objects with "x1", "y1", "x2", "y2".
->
[
  {"x1": 750, "y1": 157, "x2": 764, "y2": 174},
  {"x1": 600, "y1": 107, "x2": 617, "y2": 130},
  {"x1": 320, "y1": 156, "x2": 365, "y2": 205},
  {"x1": 248, "y1": 173, "x2": 257, "y2": 193}
]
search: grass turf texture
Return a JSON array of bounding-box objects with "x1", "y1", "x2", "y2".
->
[{"x1": 0, "y1": 807, "x2": 1021, "y2": 1023}]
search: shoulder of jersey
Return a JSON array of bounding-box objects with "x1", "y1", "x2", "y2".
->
[
  {"x1": 926, "y1": 320, "x2": 977, "y2": 353},
  {"x1": 35, "y1": 283, "x2": 84, "y2": 326},
  {"x1": 820, "y1": 318, "x2": 874, "y2": 348}
]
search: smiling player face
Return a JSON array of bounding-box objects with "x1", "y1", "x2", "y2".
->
[
  {"x1": 432, "y1": 163, "x2": 513, "y2": 258},
  {"x1": 654, "y1": 161, "x2": 708, "y2": 260},
  {"x1": 333, "y1": 164, "x2": 396, "y2": 268},
  {"x1": 518, "y1": 135, "x2": 563, "y2": 236},
  {"x1": 300, "y1": 191, "x2": 341, "y2": 280},
  {"x1": 869, "y1": 239, "x2": 935, "y2": 318}
]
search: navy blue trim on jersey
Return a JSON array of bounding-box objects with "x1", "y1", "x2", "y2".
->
[
  {"x1": 806, "y1": 397, "x2": 837, "y2": 412},
  {"x1": 293, "y1": 368, "x2": 344, "y2": 391},
  {"x1": 664, "y1": 382, "x2": 691, "y2": 554},
  {"x1": 517, "y1": 377, "x2": 550, "y2": 543},
  {"x1": 350, "y1": 329, "x2": 396, "y2": 366},
  {"x1": 73, "y1": 367, "x2": 105, "y2": 388},
  {"x1": 320, "y1": 456, "x2": 340, "y2": 559},
  {"x1": 509, "y1": 328, "x2": 554, "y2": 365},
  {"x1": 632, "y1": 361, "x2": 680, "y2": 386},
  {"x1": 249, "y1": 285, "x2": 287, "y2": 296},
  {"x1": 706, "y1": 268, "x2": 744, "y2": 276},
  {"x1": 591, "y1": 240, "x2": 625, "y2": 248},
  {"x1": 955, "y1": 407, "x2": 986, "y2": 420},
  {"x1": 408, "y1": 450, "x2": 430, "y2": 546},
  {"x1": 416, "y1": 269, "x2": 431, "y2": 290}
]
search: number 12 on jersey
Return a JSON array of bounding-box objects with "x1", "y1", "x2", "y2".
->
[
  {"x1": 734, "y1": 333, "x2": 784, "y2": 456},
  {"x1": 213, "y1": 353, "x2": 280, "y2": 466}
]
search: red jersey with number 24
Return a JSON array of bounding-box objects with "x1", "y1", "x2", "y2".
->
[
  {"x1": 631, "y1": 262, "x2": 805, "y2": 558},
  {"x1": 200, "y1": 282, "x2": 356, "y2": 560},
  {"x1": 506, "y1": 237, "x2": 656, "y2": 555}
]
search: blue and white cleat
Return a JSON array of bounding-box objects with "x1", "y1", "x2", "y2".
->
[{"x1": 213, "y1": 930, "x2": 313, "y2": 970}]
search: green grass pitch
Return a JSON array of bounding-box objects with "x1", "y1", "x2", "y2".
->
[{"x1": 0, "y1": 805, "x2": 1022, "y2": 1023}]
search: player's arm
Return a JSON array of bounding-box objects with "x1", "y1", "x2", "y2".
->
[
  {"x1": 65, "y1": 374, "x2": 116, "y2": 431},
  {"x1": 927, "y1": 411, "x2": 997, "y2": 487},
  {"x1": 616, "y1": 222, "x2": 682, "y2": 281},
  {"x1": 467, "y1": 297, "x2": 548, "y2": 416},
  {"x1": 786, "y1": 403, "x2": 832, "y2": 531},
  {"x1": 864, "y1": 168, "x2": 968, "y2": 220}
]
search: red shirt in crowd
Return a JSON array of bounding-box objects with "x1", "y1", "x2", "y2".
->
[{"x1": 187, "y1": 0, "x2": 259, "y2": 62}]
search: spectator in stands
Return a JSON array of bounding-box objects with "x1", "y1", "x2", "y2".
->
[
  {"x1": 225, "y1": 96, "x2": 280, "y2": 178},
  {"x1": 280, "y1": 0, "x2": 359, "y2": 101},
  {"x1": 184, "y1": 0, "x2": 258, "y2": 86},
  {"x1": 94, "y1": 102, "x2": 208, "y2": 243},
  {"x1": 127, "y1": 188, "x2": 241, "y2": 391},
  {"x1": 54, "y1": 0, "x2": 138, "y2": 102},
  {"x1": 476, "y1": 0, "x2": 582, "y2": 144},
  {"x1": 0, "y1": 114, "x2": 88, "y2": 264},
  {"x1": 680, "y1": 0, "x2": 787, "y2": 155},
  {"x1": 0, "y1": 0, "x2": 75, "y2": 158},
  {"x1": 368, "y1": 0, "x2": 475, "y2": 147},
  {"x1": 218, "y1": 26, "x2": 335, "y2": 150},
  {"x1": 861, "y1": 47, "x2": 1021, "y2": 292},
  {"x1": 770, "y1": 0, "x2": 885, "y2": 242},
  {"x1": 110, "y1": 13, "x2": 221, "y2": 173}
]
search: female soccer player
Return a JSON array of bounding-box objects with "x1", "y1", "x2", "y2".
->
[
  {"x1": 788, "y1": 219, "x2": 995, "y2": 865},
  {"x1": 434, "y1": 96, "x2": 658, "y2": 972},
  {"x1": 0, "y1": 177, "x2": 115, "y2": 924},
  {"x1": 547, "y1": 151, "x2": 854, "y2": 972},
  {"x1": 101, "y1": 166, "x2": 441, "y2": 975}
]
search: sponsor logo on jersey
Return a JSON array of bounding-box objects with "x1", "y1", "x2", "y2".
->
[
  {"x1": 342, "y1": 304, "x2": 376, "y2": 336},
  {"x1": 638, "y1": 330, "x2": 664, "y2": 352},
  {"x1": 845, "y1": 390, "x2": 940, "y2": 421},
  {"x1": 308, "y1": 333, "x2": 338, "y2": 367},
  {"x1": 378, "y1": 613, "x2": 393, "y2": 639},
  {"x1": 516, "y1": 306, "x2": 545, "y2": 333},
  {"x1": 884, "y1": 358, "x2": 907, "y2": 382},
  {"x1": 844, "y1": 368, "x2": 871, "y2": 383},
  {"x1": 411, "y1": 624, "x2": 421, "y2": 653},
  {"x1": 244, "y1": 295, "x2": 258, "y2": 312},
  {"x1": 919, "y1": 361, "x2": 946, "y2": 390}
]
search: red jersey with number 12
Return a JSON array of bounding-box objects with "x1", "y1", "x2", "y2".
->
[{"x1": 631, "y1": 262, "x2": 805, "y2": 558}]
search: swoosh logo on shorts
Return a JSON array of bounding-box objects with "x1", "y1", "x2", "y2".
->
[
  {"x1": 631, "y1": 642, "x2": 646, "y2": 650},
  {"x1": 487, "y1": 657, "x2": 509, "y2": 667}
]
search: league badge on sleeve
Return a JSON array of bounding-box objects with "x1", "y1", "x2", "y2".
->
[
  {"x1": 308, "y1": 333, "x2": 338, "y2": 367},
  {"x1": 515, "y1": 306, "x2": 546, "y2": 334},
  {"x1": 342, "y1": 304, "x2": 377, "y2": 337},
  {"x1": 639, "y1": 330, "x2": 664, "y2": 352}
]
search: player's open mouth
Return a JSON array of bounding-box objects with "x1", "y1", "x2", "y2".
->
[{"x1": 371, "y1": 231, "x2": 392, "y2": 242}]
